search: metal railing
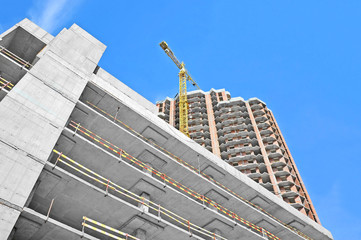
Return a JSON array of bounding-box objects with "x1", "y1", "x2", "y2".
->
[
  {"x1": 83, "y1": 100, "x2": 312, "y2": 240},
  {"x1": 82, "y1": 216, "x2": 139, "y2": 240},
  {"x1": 0, "y1": 45, "x2": 32, "y2": 69},
  {"x1": 52, "y1": 150, "x2": 226, "y2": 240},
  {"x1": 0, "y1": 77, "x2": 13, "y2": 91},
  {"x1": 66, "y1": 120, "x2": 280, "y2": 240}
]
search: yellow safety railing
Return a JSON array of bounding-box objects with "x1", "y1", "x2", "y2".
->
[
  {"x1": 85, "y1": 101, "x2": 312, "y2": 240},
  {"x1": 0, "y1": 77, "x2": 14, "y2": 91},
  {"x1": 82, "y1": 216, "x2": 139, "y2": 240},
  {"x1": 52, "y1": 149, "x2": 227, "y2": 240},
  {"x1": 0, "y1": 46, "x2": 32, "y2": 69},
  {"x1": 67, "y1": 120, "x2": 280, "y2": 240}
]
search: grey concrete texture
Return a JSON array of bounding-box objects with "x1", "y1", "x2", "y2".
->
[
  {"x1": 44, "y1": 24, "x2": 106, "y2": 76},
  {"x1": 12, "y1": 208, "x2": 98, "y2": 240},
  {"x1": 91, "y1": 67, "x2": 158, "y2": 114},
  {"x1": 83, "y1": 86, "x2": 333, "y2": 239},
  {"x1": 0, "y1": 18, "x2": 53, "y2": 50},
  {"x1": 51, "y1": 127, "x2": 270, "y2": 239},
  {"x1": 0, "y1": 19, "x2": 105, "y2": 239},
  {"x1": 0, "y1": 18, "x2": 333, "y2": 240},
  {"x1": 75, "y1": 82, "x2": 332, "y2": 239},
  {"x1": 29, "y1": 162, "x2": 217, "y2": 240},
  {"x1": 0, "y1": 53, "x2": 27, "y2": 85},
  {"x1": 0, "y1": 142, "x2": 44, "y2": 208},
  {"x1": 0, "y1": 204, "x2": 20, "y2": 240}
]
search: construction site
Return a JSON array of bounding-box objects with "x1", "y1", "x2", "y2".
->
[{"x1": 0, "y1": 19, "x2": 333, "y2": 240}]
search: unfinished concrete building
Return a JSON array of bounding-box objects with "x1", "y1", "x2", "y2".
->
[
  {"x1": 0, "y1": 19, "x2": 332, "y2": 240},
  {"x1": 157, "y1": 89, "x2": 319, "y2": 223}
]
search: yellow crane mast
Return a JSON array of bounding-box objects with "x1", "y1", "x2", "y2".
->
[{"x1": 159, "y1": 41, "x2": 200, "y2": 137}]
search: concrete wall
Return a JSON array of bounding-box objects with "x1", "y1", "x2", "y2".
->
[
  {"x1": 0, "y1": 19, "x2": 333, "y2": 240},
  {"x1": 91, "y1": 67, "x2": 158, "y2": 115},
  {"x1": 0, "y1": 20, "x2": 105, "y2": 239}
]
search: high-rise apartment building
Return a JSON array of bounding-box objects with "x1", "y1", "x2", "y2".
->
[
  {"x1": 0, "y1": 19, "x2": 332, "y2": 240},
  {"x1": 157, "y1": 89, "x2": 319, "y2": 223}
]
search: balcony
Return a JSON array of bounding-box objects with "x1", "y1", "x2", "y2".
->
[
  {"x1": 234, "y1": 161, "x2": 259, "y2": 171},
  {"x1": 1, "y1": 26, "x2": 46, "y2": 66},
  {"x1": 253, "y1": 109, "x2": 266, "y2": 117},
  {"x1": 277, "y1": 180, "x2": 295, "y2": 188},
  {"x1": 254, "y1": 116, "x2": 267, "y2": 123},
  {"x1": 281, "y1": 190, "x2": 299, "y2": 198}
]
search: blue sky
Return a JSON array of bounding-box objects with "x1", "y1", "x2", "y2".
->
[{"x1": 1, "y1": 1, "x2": 360, "y2": 239}]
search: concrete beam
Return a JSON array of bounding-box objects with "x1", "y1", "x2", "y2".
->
[
  {"x1": 12, "y1": 207, "x2": 98, "y2": 240},
  {"x1": 77, "y1": 82, "x2": 332, "y2": 239},
  {"x1": 134, "y1": 228, "x2": 146, "y2": 239}
]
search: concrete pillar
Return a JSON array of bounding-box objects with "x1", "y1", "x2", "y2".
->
[
  {"x1": 138, "y1": 192, "x2": 150, "y2": 213},
  {"x1": 268, "y1": 110, "x2": 321, "y2": 223},
  {"x1": 204, "y1": 94, "x2": 221, "y2": 157},
  {"x1": 134, "y1": 228, "x2": 146, "y2": 239},
  {"x1": 0, "y1": 19, "x2": 106, "y2": 239},
  {"x1": 245, "y1": 102, "x2": 281, "y2": 197},
  {"x1": 221, "y1": 91, "x2": 228, "y2": 101},
  {"x1": 7, "y1": 227, "x2": 16, "y2": 240},
  {"x1": 0, "y1": 203, "x2": 20, "y2": 240},
  {"x1": 0, "y1": 143, "x2": 45, "y2": 239},
  {"x1": 169, "y1": 100, "x2": 176, "y2": 127}
]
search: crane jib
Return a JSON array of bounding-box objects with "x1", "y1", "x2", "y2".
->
[{"x1": 159, "y1": 41, "x2": 201, "y2": 137}]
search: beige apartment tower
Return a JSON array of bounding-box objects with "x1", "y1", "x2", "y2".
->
[
  {"x1": 0, "y1": 19, "x2": 333, "y2": 240},
  {"x1": 157, "y1": 89, "x2": 320, "y2": 223}
]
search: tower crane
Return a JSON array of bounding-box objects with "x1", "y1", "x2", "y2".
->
[{"x1": 159, "y1": 41, "x2": 200, "y2": 137}]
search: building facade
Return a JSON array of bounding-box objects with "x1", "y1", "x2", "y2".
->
[
  {"x1": 0, "y1": 19, "x2": 332, "y2": 240},
  {"x1": 157, "y1": 89, "x2": 319, "y2": 223}
]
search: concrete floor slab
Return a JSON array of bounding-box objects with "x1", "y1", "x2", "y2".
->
[
  {"x1": 12, "y1": 208, "x2": 98, "y2": 240},
  {"x1": 65, "y1": 100, "x2": 304, "y2": 239},
  {"x1": 50, "y1": 130, "x2": 266, "y2": 239},
  {"x1": 76, "y1": 83, "x2": 331, "y2": 240},
  {"x1": 29, "y1": 162, "x2": 239, "y2": 240}
]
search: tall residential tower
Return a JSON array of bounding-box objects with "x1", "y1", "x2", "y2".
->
[
  {"x1": 157, "y1": 89, "x2": 319, "y2": 223},
  {"x1": 0, "y1": 19, "x2": 331, "y2": 240}
]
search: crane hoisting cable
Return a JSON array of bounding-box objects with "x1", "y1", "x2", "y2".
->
[{"x1": 159, "y1": 41, "x2": 200, "y2": 137}]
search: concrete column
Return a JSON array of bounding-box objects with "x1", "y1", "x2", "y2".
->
[
  {"x1": 0, "y1": 20, "x2": 106, "y2": 239},
  {"x1": 138, "y1": 192, "x2": 150, "y2": 213},
  {"x1": 7, "y1": 227, "x2": 16, "y2": 240},
  {"x1": 221, "y1": 91, "x2": 228, "y2": 101},
  {"x1": 134, "y1": 228, "x2": 146, "y2": 239},
  {"x1": 0, "y1": 203, "x2": 20, "y2": 240},
  {"x1": 0, "y1": 142, "x2": 46, "y2": 239},
  {"x1": 156, "y1": 103, "x2": 160, "y2": 113},
  {"x1": 204, "y1": 94, "x2": 221, "y2": 157},
  {"x1": 245, "y1": 102, "x2": 281, "y2": 197},
  {"x1": 215, "y1": 93, "x2": 220, "y2": 102},
  {"x1": 268, "y1": 110, "x2": 320, "y2": 223},
  {"x1": 169, "y1": 100, "x2": 176, "y2": 127}
]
